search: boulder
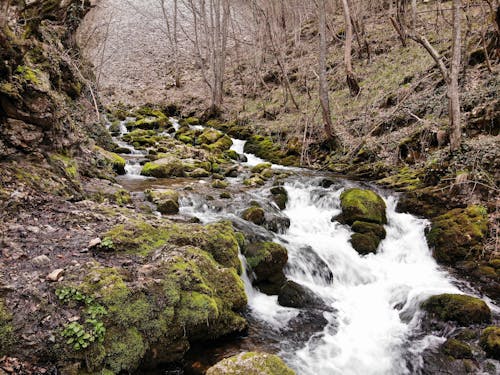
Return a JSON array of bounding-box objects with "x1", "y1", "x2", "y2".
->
[
  {"x1": 198, "y1": 128, "x2": 223, "y2": 145},
  {"x1": 427, "y1": 205, "x2": 488, "y2": 264},
  {"x1": 251, "y1": 163, "x2": 272, "y2": 174},
  {"x1": 351, "y1": 221, "x2": 386, "y2": 239},
  {"x1": 278, "y1": 280, "x2": 323, "y2": 309},
  {"x1": 270, "y1": 186, "x2": 288, "y2": 210},
  {"x1": 422, "y1": 294, "x2": 491, "y2": 325},
  {"x1": 339, "y1": 188, "x2": 387, "y2": 225},
  {"x1": 206, "y1": 352, "x2": 295, "y2": 375},
  {"x1": 441, "y1": 339, "x2": 473, "y2": 359},
  {"x1": 145, "y1": 189, "x2": 179, "y2": 215},
  {"x1": 242, "y1": 206, "x2": 265, "y2": 226},
  {"x1": 244, "y1": 241, "x2": 288, "y2": 294},
  {"x1": 480, "y1": 326, "x2": 500, "y2": 359},
  {"x1": 350, "y1": 232, "x2": 381, "y2": 255},
  {"x1": 141, "y1": 156, "x2": 185, "y2": 178}
]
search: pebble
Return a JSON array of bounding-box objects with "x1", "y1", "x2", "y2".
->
[
  {"x1": 88, "y1": 237, "x2": 101, "y2": 248},
  {"x1": 46, "y1": 269, "x2": 64, "y2": 282},
  {"x1": 32, "y1": 255, "x2": 50, "y2": 266}
]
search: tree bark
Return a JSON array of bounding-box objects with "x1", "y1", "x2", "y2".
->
[
  {"x1": 340, "y1": 0, "x2": 360, "y2": 96},
  {"x1": 449, "y1": 0, "x2": 462, "y2": 151},
  {"x1": 318, "y1": 0, "x2": 336, "y2": 142}
]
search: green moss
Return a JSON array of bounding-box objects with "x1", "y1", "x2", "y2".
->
[
  {"x1": 441, "y1": 339, "x2": 473, "y2": 359},
  {"x1": 244, "y1": 242, "x2": 287, "y2": 280},
  {"x1": 350, "y1": 232, "x2": 381, "y2": 255},
  {"x1": 198, "y1": 128, "x2": 223, "y2": 145},
  {"x1": 340, "y1": 188, "x2": 387, "y2": 225},
  {"x1": 141, "y1": 158, "x2": 185, "y2": 178},
  {"x1": 480, "y1": 326, "x2": 500, "y2": 360},
  {"x1": 49, "y1": 153, "x2": 79, "y2": 179},
  {"x1": 212, "y1": 180, "x2": 229, "y2": 189},
  {"x1": 242, "y1": 206, "x2": 265, "y2": 225},
  {"x1": 0, "y1": 300, "x2": 13, "y2": 356},
  {"x1": 206, "y1": 135, "x2": 233, "y2": 152},
  {"x1": 351, "y1": 221, "x2": 386, "y2": 239},
  {"x1": 104, "y1": 327, "x2": 146, "y2": 373},
  {"x1": 427, "y1": 205, "x2": 488, "y2": 264},
  {"x1": 185, "y1": 117, "x2": 200, "y2": 125},
  {"x1": 15, "y1": 65, "x2": 40, "y2": 85},
  {"x1": 422, "y1": 294, "x2": 491, "y2": 325},
  {"x1": 243, "y1": 135, "x2": 298, "y2": 166},
  {"x1": 145, "y1": 189, "x2": 180, "y2": 214},
  {"x1": 251, "y1": 163, "x2": 272, "y2": 174},
  {"x1": 377, "y1": 166, "x2": 422, "y2": 191},
  {"x1": 206, "y1": 352, "x2": 296, "y2": 375}
]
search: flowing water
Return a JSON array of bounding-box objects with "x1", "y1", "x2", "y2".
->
[{"x1": 111, "y1": 118, "x2": 495, "y2": 375}]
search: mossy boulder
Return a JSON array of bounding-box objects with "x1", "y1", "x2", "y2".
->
[
  {"x1": 145, "y1": 189, "x2": 179, "y2": 214},
  {"x1": 480, "y1": 326, "x2": 500, "y2": 359},
  {"x1": 427, "y1": 205, "x2": 488, "y2": 264},
  {"x1": 141, "y1": 157, "x2": 185, "y2": 178},
  {"x1": 422, "y1": 294, "x2": 491, "y2": 325},
  {"x1": 441, "y1": 339, "x2": 473, "y2": 359},
  {"x1": 206, "y1": 352, "x2": 295, "y2": 375},
  {"x1": 188, "y1": 168, "x2": 211, "y2": 178},
  {"x1": 350, "y1": 232, "x2": 381, "y2": 255},
  {"x1": 277, "y1": 280, "x2": 322, "y2": 309},
  {"x1": 270, "y1": 186, "x2": 288, "y2": 210},
  {"x1": 340, "y1": 188, "x2": 387, "y2": 225},
  {"x1": 205, "y1": 135, "x2": 233, "y2": 152},
  {"x1": 244, "y1": 242, "x2": 288, "y2": 295},
  {"x1": 244, "y1": 136, "x2": 299, "y2": 166},
  {"x1": 251, "y1": 163, "x2": 272, "y2": 174},
  {"x1": 212, "y1": 180, "x2": 229, "y2": 189},
  {"x1": 242, "y1": 206, "x2": 266, "y2": 225},
  {"x1": 243, "y1": 176, "x2": 265, "y2": 187},
  {"x1": 198, "y1": 128, "x2": 223, "y2": 145},
  {"x1": 0, "y1": 300, "x2": 13, "y2": 356},
  {"x1": 351, "y1": 221, "x2": 386, "y2": 239}
]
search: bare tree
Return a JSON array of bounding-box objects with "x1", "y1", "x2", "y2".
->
[
  {"x1": 340, "y1": 0, "x2": 360, "y2": 96},
  {"x1": 160, "y1": 0, "x2": 181, "y2": 87},
  {"x1": 318, "y1": 0, "x2": 339, "y2": 144}
]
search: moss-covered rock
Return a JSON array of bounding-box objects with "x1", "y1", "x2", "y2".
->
[
  {"x1": 244, "y1": 241, "x2": 287, "y2": 294},
  {"x1": 145, "y1": 189, "x2": 179, "y2": 214},
  {"x1": 198, "y1": 128, "x2": 223, "y2": 145},
  {"x1": 244, "y1": 136, "x2": 299, "y2": 166},
  {"x1": 188, "y1": 168, "x2": 211, "y2": 178},
  {"x1": 277, "y1": 280, "x2": 322, "y2": 309},
  {"x1": 441, "y1": 339, "x2": 473, "y2": 359},
  {"x1": 0, "y1": 300, "x2": 13, "y2": 356},
  {"x1": 206, "y1": 352, "x2": 295, "y2": 375},
  {"x1": 427, "y1": 205, "x2": 489, "y2": 264},
  {"x1": 340, "y1": 188, "x2": 387, "y2": 225},
  {"x1": 242, "y1": 206, "x2": 265, "y2": 225},
  {"x1": 205, "y1": 135, "x2": 233, "y2": 152},
  {"x1": 422, "y1": 294, "x2": 491, "y2": 325},
  {"x1": 212, "y1": 180, "x2": 229, "y2": 189},
  {"x1": 351, "y1": 221, "x2": 386, "y2": 239},
  {"x1": 480, "y1": 326, "x2": 500, "y2": 359},
  {"x1": 350, "y1": 232, "x2": 381, "y2": 255},
  {"x1": 270, "y1": 186, "x2": 288, "y2": 210},
  {"x1": 141, "y1": 157, "x2": 185, "y2": 178},
  {"x1": 251, "y1": 163, "x2": 272, "y2": 174},
  {"x1": 243, "y1": 176, "x2": 265, "y2": 187}
]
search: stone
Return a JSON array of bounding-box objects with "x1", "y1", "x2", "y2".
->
[
  {"x1": 422, "y1": 294, "x2": 491, "y2": 325},
  {"x1": 206, "y1": 352, "x2": 295, "y2": 375},
  {"x1": 46, "y1": 269, "x2": 64, "y2": 282},
  {"x1": 339, "y1": 188, "x2": 387, "y2": 225},
  {"x1": 88, "y1": 238, "x2": 101, "y2": 248},
  {"x1": 32, "y1": 255, "x2": 50, "y2": 266},
  {"x1": 278, "y1": 280, "x2": 323, "y2": 309},
  {"x1": 242, "y1": 206, "x2": 266, "y2": 225},
  {"x1": 480, "y1": 326, "x2": 500, "y2": 360}
]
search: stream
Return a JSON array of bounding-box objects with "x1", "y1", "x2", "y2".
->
[{"x1": 107, "y1": 118, "x2": 495, "y2": 375}]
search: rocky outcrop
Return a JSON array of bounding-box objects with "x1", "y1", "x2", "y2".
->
[
  {"x1": 422, "y1": 293, "x2": 491, "y2": 325},
  {"x1": 206, "y1": 352, "x2": 295, "y2": 375}
]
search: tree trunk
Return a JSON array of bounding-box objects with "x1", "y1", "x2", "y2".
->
[
  {"x1": 341, "y1": 0, "x2": 360, "y2": 96},
  {"x1": 449, "y1": 0, "x2": 462, "y2": 151},
  {"x1": 318, "y1": 0, "x2": 337, "y2": 144}
]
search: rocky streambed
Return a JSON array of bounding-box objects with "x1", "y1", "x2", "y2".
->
[{"x1": 1, "y1": 108, "x2": 499, "y2": 375}]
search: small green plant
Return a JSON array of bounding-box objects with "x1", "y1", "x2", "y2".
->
[
  {"x1": 100, "y1": 237, "x2": 114, "y2": 250},
  {"x1": 85, "y1": 304, "x2": 107, "y2": 319},
  {"x1": 56, "y1": 287, "x2": 94, "y2": 305},
  {"x1": 62, "y1": 320, "x2": 106, "y2": 351}
]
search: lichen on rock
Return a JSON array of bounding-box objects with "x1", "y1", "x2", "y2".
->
[{"x1": 206, "y1": 352, "x2": 295, "y2": 375}]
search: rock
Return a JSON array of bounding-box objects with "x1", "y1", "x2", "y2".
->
[
  {"x1": 290, "y1": 246, "x2": 334, "y2": 283},
  {"x1": 198, "y1": 128, "x2": 223, "y2": 145},
  {"x1": 320, "y1": 178, "x2": 336, "y2": 188},
  {"x1": 244, "y1": 241, "x2": 288, "y2": 294},
  {"x1": 427, "y1": 205, "x2": 488, "y2": 265},
  {"x1": 88, "y1": 238, "x2": 101, "y2": 248},
  {"x1": 0, "y1": 299, "x2": 13, "y2": 356},
  {"x1": 251, "y1": 163, "x2": 272, "y2": 174},
  {"x1": 422, "y1": 294, "x2": 491, "y2": 325},
  {"x1": 188, "y1": 168, "x2": 210, "y2": 178},
  {"x1": 270, "y1": 186, "x2": 288, "y2": 210},
  {"x1": 242, "y1": 206, "x2": 266, "y2": 225},
  {"x1": 141, "y1": 156, "x2": 185, "y2": 178},
  {"x1": 350, "y1": 232, "x2": 380, "y2": 255},
  {"x1": 212, "y1": 180, "x2": 229, "y2": 189},
  {"x1": 278, "y1": 280, "x2": 323, "y2": 309},
  {"x1": 351, "y1": 221, "x2": 386, "y2": 239},
  {"x1": 31, "y1": 255, "x2": 50, "y2": 266},
  {"x1": 480, "y1": 326, "x2": 500, "y2": 359},
  {"x1": 243, "y1": 176, "x2": 265, "y2": 186},
  {"x1": 265, "y1": 214, "x2": 291, "y2": 234},
  {"x1": 339, "y1": 188, "x2": 387, "y2": 225},
  {"x1": 206, "y1": 352, "x2": 295, "y2": 375},
  {"x1": 145, "y1": 189, "x2": 179, "y2": 215},
  {"x1": 441, "y1": 339, "x2": 473, "y2": 359},
  {"x1": 46, "y1": 269, "x2": 64, "y2": 282}
]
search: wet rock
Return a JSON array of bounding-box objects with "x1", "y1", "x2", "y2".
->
[
  {"x1": 265, "y1": 214, "x2": 290, "y2": 234},
  {"x1": 278, "y1": 280, "x2": 324, "y2": 309},
  {"x1": 351, "y1": 221, "x2": 386, "y2": 239},
  {"x1": 242, "y1": 206, "x2": 265, "y2": 226},
  {"x1": 270, "y1": 186, "x2": 288, "y2": 210},
  {"x1": 340, "y1": 188, "x2": 387, "y2": 225},
  {"x1": 419, "y1": 347, "x2": 479, "y2": 375},
  {"x1": 212, "y1": 180, "x2": 229, "y2": 189},
  {"x1": 422, "y1": 293, "x2": 491, "y2": 325},
  {"x1": 206, "y1": 352, "x2": 295, "y2": 375},
  {"x1": 320, "y1": 178, "x2": 336, "y2": 188},
  {"x1": 480, "y1": 326, "x2": 500, "y2": 359},
  {"x1": 243, "y1": 175, "x2": 265, "y2": 186},
  {"x1": 224, "y1": 165, "x2": 240, "y2": 177},
  {"x1": 251, "y1": 163, "x2": 272, "y2": 174},
  {"x1": 350, "y1": 232, "x2": 380, "y2": 255},
  {"x1": 244, "y1": 241, "x2": 288, "y2": 295},
  {"x1": 188, "y1": 168, "x2": 210, "y2": 178},
  {"x1": 290, "y1": 246, "x2": 334, "y2": 283},
  {"x1": 46, "y1": 268, "x2": 64, "y2": 282},
  {"x1": 145, "y1": 189, "x2": 179, "y2": 214},
  {"x1": 427, "y1": 205, "x2": 488, "y2": 265},
  {"x1": 198, "y1": 128, "x2": 223, "y2": 145},
  {"x1": 441, "y1": 339, "x2": 473, "y2": 359}
]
